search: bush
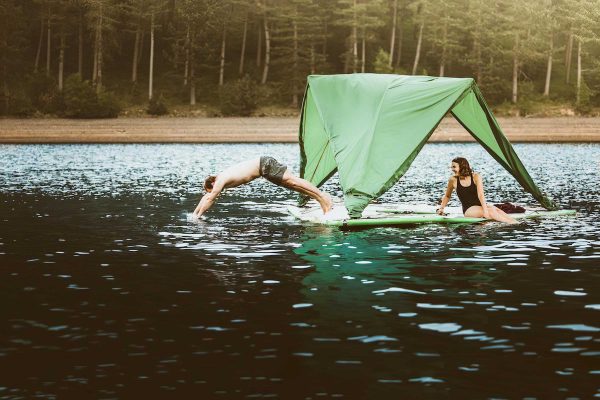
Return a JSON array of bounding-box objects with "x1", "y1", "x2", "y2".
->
[
  {"x1": 62, "y1": 74, "x2": 120, "y2": 118},
  {"x1": 5, "y1": 92, "x2": 35, "y2": 117},
  {"x1": 96, "y1": 91, "x2": 121, "y2": 118},
  {"x1": 219, "y1": 75, "x2": 258, "y2": 116},
  {"x1": 147, "y1": 95, "x2": 169, "y2": 116},
  {"x1": 373, "y1": 49, "x2": 394, "y2": 74},
  {"x1": 26, "y1": 73, "x2": 60, "y2": 113}
]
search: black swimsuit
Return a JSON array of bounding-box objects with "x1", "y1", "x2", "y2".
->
[{"x1": 456, "y1": 173, "x2": 482, "y2": 213}]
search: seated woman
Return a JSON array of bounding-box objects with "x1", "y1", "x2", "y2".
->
[{"x1": 437, "y1": 157, "x2": 518, "y2": 224}]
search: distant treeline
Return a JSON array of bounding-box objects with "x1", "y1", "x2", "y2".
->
[{"x1": 1, "y1": 0, "x2": 600, "y2": 117}]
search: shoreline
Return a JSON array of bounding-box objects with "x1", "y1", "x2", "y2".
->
[{"x1": 1, "y1": 116, "x2": 599, "y2": 143}]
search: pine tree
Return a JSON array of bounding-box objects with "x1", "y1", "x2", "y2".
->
[
  {"x1": 0, "y1": 0, "x2": 28, "y2": 114},
  {"x1": 271, "y1": 0, "x2": 326, "y2": 106}
]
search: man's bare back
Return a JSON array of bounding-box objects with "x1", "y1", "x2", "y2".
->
[
  {"x1": 192, "y1": 156, "x2": 332, "y2": 218},
  {"x1": 216, "y1": 158, "x2": 261, "y2": 190}
]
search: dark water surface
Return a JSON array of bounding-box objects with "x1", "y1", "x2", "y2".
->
[{"x1": 1, "y1": 143, "x2": 599, "y2": 399}]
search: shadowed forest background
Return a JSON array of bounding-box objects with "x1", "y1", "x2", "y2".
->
[{"x1": 1, "y1": 0, "x2": 600, "y2": 118}]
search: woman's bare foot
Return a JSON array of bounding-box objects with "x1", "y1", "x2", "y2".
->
[{"x1": 320, "y1": 192, "x2": 333, "y2": 214}]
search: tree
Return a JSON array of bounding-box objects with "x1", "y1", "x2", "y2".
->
[
  {"x1": 0, "y1": 0, "x2": 28, "y2": 114},
  {"x1": 557, "y1": 0, "x2": 600, "y2": 104},
  {"x1": 271, "y1": 0, "x2": 326, "y2": 106},
  {"x1": 260, "y1": 0, "x2": 271, "y2": 84},
  {"x1": 335, "y1": 0, "x2": 360, "y2": 72},
  {"x1": 176, "y1": 0, "x2": 222, "y2": 104},
  {"x1": 423, "y1": 0, "x2": 464, "y2": 77},
  {"x1": 411, "y1": 0, "x2": 425, "y2": 75},
  {"x1": 356, "y1": 0, "x2": 386, "y2": 73},
  {"x1": 86, "y1": 0, "x2": 120, "y2": 93},
  {"x1": 498, "y1": 0, "x2": 545, "y2": 104},
  {"x1": 123, "y1": 0, "x2": 149, "y2": 85}
]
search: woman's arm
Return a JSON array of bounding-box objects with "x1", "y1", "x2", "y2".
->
[
  {"x1": 437, "y1": 177, "x2": 455, "y2": 215},
  {"x1": 475, "y1": 173, "x2": 490, "y2": 218}
]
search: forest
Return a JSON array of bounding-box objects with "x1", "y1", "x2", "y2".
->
[{"x1": 1, "y1": 0, "x2": 599, "y2": 117}]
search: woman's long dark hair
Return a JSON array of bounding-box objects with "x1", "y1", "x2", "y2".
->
[{"x1": 452, "y1": 157, "x2": 473, "y2": 177}]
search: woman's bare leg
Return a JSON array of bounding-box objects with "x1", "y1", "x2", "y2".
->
[
  {"x1": 281, "y1": 171, "x2": 333, "y2": 213},
  {"x1": 464, "y1": 205, "x2": 518, "y2": 224},
  {"x1": 487, "y1": 205, "x2": 518, "y2": 224}
]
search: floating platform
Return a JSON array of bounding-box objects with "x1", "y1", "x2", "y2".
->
[{"x1": 288, "y1": 203, "x2": 576, "y2": 228}]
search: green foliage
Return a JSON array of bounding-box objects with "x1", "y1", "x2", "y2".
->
[
  {"x1": 372, "y1": 49, "x2": 394, "y2": 74},
  {"x1": 62, "y1": 74, "x2": 99, "y2": 117},
  {"x1": 147, "y1": 95, "x2": 169, "y2": 116},
  {"x1": 96, "y1": 91, "x2": 121, "y2": 118},
  {"x1": 575, "y1": 79, "x2": 593, "y2": 115},
  {"x1": 6, "y1": 91, "x2": 35, "y2": 117},
  {"x1": 62, "y1": 74, "x2": 121, "y2": 118},
  {"x1": 3, "y1": 0, "x2": 600, "y2": 115},
  {"x1": 26, "y1": 73, "x2": 62, "y2": 114},
  {"x1": 219, "y1": 75, "x2": 258, "y2": 116}
]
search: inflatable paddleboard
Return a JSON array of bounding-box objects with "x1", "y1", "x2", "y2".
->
[{"x1": 288, "y1": 203, "x2": 576, "y2": 228}]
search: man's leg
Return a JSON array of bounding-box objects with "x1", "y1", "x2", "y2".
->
[{"x1": 280, "y1": 171, "x2": 332, "y2": 213}]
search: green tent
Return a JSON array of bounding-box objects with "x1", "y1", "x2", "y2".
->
[{"x1": 298, "y1": 73, "x2": 558, "y2": 218}]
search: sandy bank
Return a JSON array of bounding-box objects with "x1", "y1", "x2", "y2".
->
[{"x1": 1, "y1": 117, "x2": 599, "y2": 143}]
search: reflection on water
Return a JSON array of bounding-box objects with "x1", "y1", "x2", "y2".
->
[{"x1": 0, "y1": 143, "x2": 599, "y2": 398}]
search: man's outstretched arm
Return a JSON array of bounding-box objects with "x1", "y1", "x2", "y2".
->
[{"x1": 193, "y1": 187, "x2": 222, "y2": 218}]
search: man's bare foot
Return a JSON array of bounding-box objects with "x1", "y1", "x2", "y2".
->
[{"x1": 320, "y1": 192, "x2": 333, "y2": 214}]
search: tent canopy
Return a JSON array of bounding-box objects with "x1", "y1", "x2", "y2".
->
[{"x1": 299, "y1": 74, "x2": 557, "y2": 218}]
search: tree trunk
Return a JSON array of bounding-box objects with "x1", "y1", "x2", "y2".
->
[
  {"x1": 322, "y1": 20, "x2": 328, "y2": 58},
  {"x1": 219, "y1": 24, "x2": 226, "y2": 86},
  {"x1": 310, "y1": 43, "x2": 316, "y2": 74},
  {"x1": 190, "y1": 64, "x2": 196, "y2": 105},
  {"x1": 361, "y1": 30, "x2": 366, "y2": 73},
  {"x1": 256, "y1": 21, "x2": 262, "y2": 67},
  {"x1": 474, "y1": 5, "x2": 482, "y2": 83},
  {"x1": 261, "y1": 13, "x2": 270, "y2": 84},
  {"x1": 239, "y1": 12, "x2": 248, "y2": 75},
  {"x1": 96, "y1": 4, "x2": 103, "y2": 93},
  {"x1": 439, "y1": 19, "x2": 447, "y2": 77},
  {"x1": 190, "y1": 41, "x2": 196, "y2": 105},
  {"x1": 565, "y1": 31, "x2": 573, "y2": 84},
  {"x1": 46, "y1": 17, "x2": 51, "y2": 76},
  {"x1": 2, "y1": 68, "x2": 8, "y2": 115},
  {"x1": 78, "y1": 15, "x2": 83, "y2": 76},
  {"x1": 184, "y1": 22, "x2": 190, "y2": 85},
  {"x1": 132, "y1": 19, "x2": 141, "y2": 83},
  {"x1": 512, "y1": 33, "x2": 519, "y2": 104},
  {"x1": 58, "y1": 33, "x2": 65, "y2": 91},
  {"x1": 543, "y1": 34, "x2": 553, "y2": 97},
  {"x1": 412, "y1": 21, "x2": 423, "y2": 75},
  {"x1": 34, "y1": 18, "x2": 44, "y2": 73},
  {"x1": 139, "y1": 29, "x2": 145, "y2": 66},
  {"x1": 2, "y1": 35, "x2": 8, "y2": 114},
  {"x1": 389, "y1": 0, "x2": 397, "y2": 68},
  {"x1": 292, "y1": 18, "x2": 299, "y2": 108},
  {"x1": 576, "y1": 38, "x2": 582, "y2": 105},
  {"x1": 149, "y1": 12, "x2": 155, "y2": 100},
  {"x1": 395, "y1": 13, "x2": 403, "y2": 68},
  {"x1": 474, "y1": 34, "x2": 481, "y2": 83},
  {"x1": 92, "y1": 25, "x2": 98, "y2": 83},
  {"x1": 352, "y1": 0, "x2": 358, "y2": 73},
  {"x1": 343, "y1": 49, "x2": 350, "y2": 73}
]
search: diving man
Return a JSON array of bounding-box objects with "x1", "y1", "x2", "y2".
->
[{"x1": 193, "y1": 156, "x2": 332, "y2": 218}]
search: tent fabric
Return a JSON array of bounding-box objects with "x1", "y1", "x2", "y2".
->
[{"x1": 299, "y1": 74, "x2": 557, "y2": 218}]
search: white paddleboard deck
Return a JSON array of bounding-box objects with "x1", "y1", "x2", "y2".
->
[{"x1": 288, "y1": 202, "x2": 576, "y2": 227}]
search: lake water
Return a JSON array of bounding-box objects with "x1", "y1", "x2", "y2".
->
[{"x1": 0, "y1": 143, "x2": 599, "y2": 399}]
